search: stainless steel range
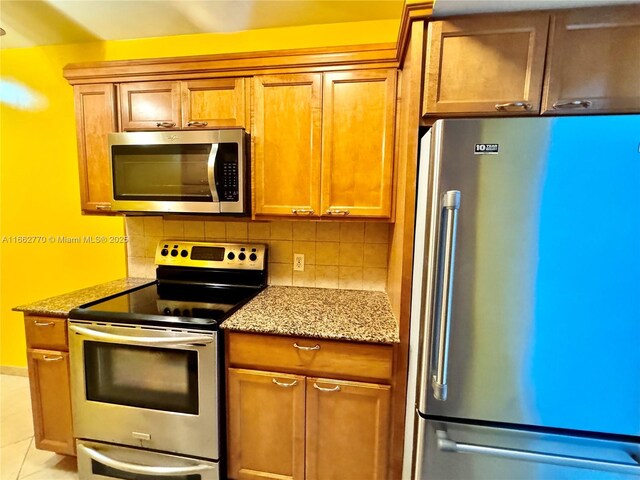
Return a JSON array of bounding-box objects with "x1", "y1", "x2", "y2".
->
[{"x1": 69, "y1": 240, "x2": 267, "y2": 480}]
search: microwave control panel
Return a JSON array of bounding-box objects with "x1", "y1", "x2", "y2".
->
[{"x1": 216, "y1": 143, "x2": 240, "y2": 203}]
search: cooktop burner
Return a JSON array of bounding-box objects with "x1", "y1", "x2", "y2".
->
[{"x1": 69, "y1": 240, "x2": 268, "y2": 331}]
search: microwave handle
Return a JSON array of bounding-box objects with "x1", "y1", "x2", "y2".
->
[{"x1": 207, "y1": 144, "x2": 220, "y2": 203}]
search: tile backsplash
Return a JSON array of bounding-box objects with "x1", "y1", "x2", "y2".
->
[{"x1": 125, "y1": 218, "x2": 390, "y2": 291}]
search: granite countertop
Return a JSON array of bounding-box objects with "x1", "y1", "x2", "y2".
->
[
  {"x1": 221, "y1": 286, "x2": 399, "y2": 344},
  {"x1": 13, "y1": 277, "x2": 155, "y2": 317}
]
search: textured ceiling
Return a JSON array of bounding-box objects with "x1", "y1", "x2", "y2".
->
[{"x1": 0, "y1": 0, "x2": 404, "y2": 49}]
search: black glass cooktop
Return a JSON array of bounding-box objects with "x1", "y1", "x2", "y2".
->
[{"x1": 68, "y1": 282, "x2": 262, "y2": 331}]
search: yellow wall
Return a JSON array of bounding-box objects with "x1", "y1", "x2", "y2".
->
[{"x1": 0, "y1": 19, "x2": 399, "y2": 367}]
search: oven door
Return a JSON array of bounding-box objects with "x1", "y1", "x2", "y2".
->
[
  {"x1": 69, "y1": 321, "x2": 219, "y2": 460},
  {"x1": 77, "y1": 440, "x2": 219, "y2": 480}
]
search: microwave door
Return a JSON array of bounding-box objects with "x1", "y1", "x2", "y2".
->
[{"x1": 207, "y1": 143, "x2": 220, "y2": 204}]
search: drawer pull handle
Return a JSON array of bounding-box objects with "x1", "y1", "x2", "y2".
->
[
  {"x1": 494, "y1": 102, "x2": 532, "y2": 111},
  {"x1": 325, "y1": 209, "x2": 350, "y2": 216},
  {"x1": 187, "y1": 121, "x2": 208, "y2": 127},
  {"x1": 95, "y1": 205, "x2": 112, "y2": 210},
  {"x1": 291, "y1": 208, "x2": 314, "y2": 215},
  {"x1": 293, "y1": 342, "x2": 320, "y2": 351},
  {"x1": 552, "y1": 99, "x2": 592, "y2": 110},
  {"x1": 42, "y1": 355, "x2": 63, "y2": 362},
  {"x1": 272, "y1": 378, "x2": 298, "y2": 388},
  {"x1": 156, "y1": 122, "x2": 176, "y2": 128},
  {"x1": 313, "y1": 383, "x2": 341, "y2": 393},
  {"x1": 33, "y1": 321, "x2": 54, "y2": 327}
]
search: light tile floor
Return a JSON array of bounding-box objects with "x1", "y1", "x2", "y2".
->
[{"x1": 1, "y1": 374, "x2": 78, "y2": 480}]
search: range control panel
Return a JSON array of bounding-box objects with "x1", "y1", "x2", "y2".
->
[{"x1": 155, "y1": 240, "x2": 267, "y2": 270}]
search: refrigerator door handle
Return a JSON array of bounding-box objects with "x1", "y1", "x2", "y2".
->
[
  {"x1": 431, "y1": 190, "x2": 461, "y2": 401},
  {"x1": 436, "y1": 429, "x2": 640, "y2": 476}
]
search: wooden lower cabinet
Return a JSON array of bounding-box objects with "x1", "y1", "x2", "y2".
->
[
  {"x1": 228, "y1": 369, "x2": 306, "y2": 480},
  {"x1": 306, "y1": 378, "x2": 390, "y2": 480},
  {"x1": 227, "y1": 368, "x2": 391, "y2": 480},
  {"x1": 23, "y1": 315, "x2": 75, "y2": 455},
  {"x1": 26, "y1": 349, "x2": 75, "y2": 455}
]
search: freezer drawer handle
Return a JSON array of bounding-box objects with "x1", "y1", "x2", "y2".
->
[
  {"x1": 431, "y1": 190, "x2": 461, "y2": 401},
  {"x1": 436, "y1": 429, "x2": 640, "y2": 476},
  {"x1": 69, "y1": 325, "x2": 214, "y2": 346},
  {"x1": 78, "y1": 444, "x2": 215, "y2": 476}
]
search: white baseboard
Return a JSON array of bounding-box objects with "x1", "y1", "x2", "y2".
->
[{"x1": 0, "y1": 366, "x2": 28, "y2": 377}]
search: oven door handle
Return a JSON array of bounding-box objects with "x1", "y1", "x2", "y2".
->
[
  {"x1": 69, "y1": 325, "x2": 214, "y2": 346},
  {"x1": 78, "y1": 444, "x2": 215, "y2": 476}
]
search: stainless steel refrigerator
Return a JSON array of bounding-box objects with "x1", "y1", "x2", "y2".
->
[{"x1": 403, "y1": 116, "x2": 640, "y2": 480}]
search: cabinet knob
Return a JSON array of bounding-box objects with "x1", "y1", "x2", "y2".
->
[
  {"x1": 494, "y1": 102, "x2": 532, "y2": 111},
  {"x1": 187, "y1": 121, "x2": 209, "y2": 127},
  {"x1": 313, "y1": 383, "x2": 341, "y2": 393},
  {"x1": 325, "y1": 209, "x2": 350, "y2": 216},
  {"x1": 156, "y1": 122, "x2": 176, "y2": 128},
  {"x1": 552, "y1": 100, "x2": 592, "y2": 110},
  {"x1": 291, "y1": 208, "x2": 314, "y2": 215},
  {"x1": 272, "y1": 378, "x2": 298, "y2": 388}
]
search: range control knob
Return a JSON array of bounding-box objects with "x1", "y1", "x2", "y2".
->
[
  {"x1": 161, "y1": 249, "x2": 169, "y2": 256},
  {"x1": 238, "y1": 252, "x2": 246, "y2": 261},
  {"x1": 249, "y1": 253, "x2": 257, "y2": 262},
  {"x1": 227, "y1": 252, "x2": 235, "y2": 260},
  {"x1": 180, "y1": 249, "x2": 188, "y2": 258},
  {"x1": 163, "y1": 307, "x2": 171, "y2": 315},
  {"x1": 173, "y1": 308, "x2": 181, "y2": 316},
  {"x1": 171, "y1": 249, "x2": 178, "y2": 257}
]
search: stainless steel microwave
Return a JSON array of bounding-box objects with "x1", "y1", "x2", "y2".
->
[{"x1": 108, "y1": 129, "x2": 248, "y2": 214}]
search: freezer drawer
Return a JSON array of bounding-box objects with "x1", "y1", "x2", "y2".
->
[
  {"x1": 77, "y1": 440, "x2": 220, "y2": 480},
  {"x1": 417, "y1": 418, "x2": 640, "y2": 480}
]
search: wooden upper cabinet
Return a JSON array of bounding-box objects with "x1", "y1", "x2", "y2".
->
[
  {"x1": 120, "y1": 79, "x2": 248, "y2": 130},
  {"x1": 322, "y1": 69, "x2": 396, "y2": 218},
  {"x1": 542, "y1": 5, "x2": 640, "y2": 115},
  {"x1": 424, "y1": 13, "x2": 549, "y2": 116},
  {"x1": 253, "y1": 73, "x2": 322, "y2": 217},
  {"x1": 305, "y1": 377, "x2": 391, "y2": 480},
  {"x1": 119, "y1": 81, "x2": 181, "y2": 130},
  {"x1": 181, "y1": 78, "x2": 246, "y2": 128},
  {"x1": 74, "y1": 84, "x2": 117, "y2": 213},
  {"x1": 228, "y1": 368, "x2": 305, "y2": 480}
]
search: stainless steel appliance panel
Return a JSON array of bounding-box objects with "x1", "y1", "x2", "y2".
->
[
  {"x1": 77, "y1": 440, "x2": 220, "y2": 480},
  {"x1": 417, "y1": 418, "x2": 640, "y2": 480},
  {"x1": 422, "y1": 116, "x2": 640, "y2": 436},
  {"x1": 69, "y1": 321, "x2": 219, "y2": 460}
]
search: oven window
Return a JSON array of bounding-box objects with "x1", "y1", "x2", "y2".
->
[
  {"x1": 84, "y1": 342, "x2": 199, "y2": 414},
  {"x1": 92, "y1": 460, "x2": 201, "y2": 480},
  {"x1": 112, "y1": 144, "x2": 213, "y2": 202}
]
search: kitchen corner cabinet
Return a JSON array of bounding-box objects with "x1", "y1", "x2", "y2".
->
[
  {"x1": 23, "y1": 316, "x2": 75, "y2": 456},
  {"x1": 542, "y1": 5, "x2": 640, "y2": 115},
  {"x1": 119, "y1": 78, "x2": 247, "y2": 130},
  {"x1": 227, "y1": 333, "x2": 393, "y2": 480},
  {"x1": 424, "y1": 13, "x2": 549, "y2": 116},
  {"x1": 74, "y1": 84, "x2": 117, "y2": 213},
  {"x1": 253, "y1": 69, "x2": 397, "y2": 219}
]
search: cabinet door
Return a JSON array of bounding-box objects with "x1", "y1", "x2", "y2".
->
[
  {"x1": 424, "y1": 13, "x2": 549, "y2": 116},
  {"x1": 306, "y1": 377, "x2": 391, "y2": 480},
  {"x1": 27, "y1": 349, "x2": 75, "y2": 455},
  {"x1": 253, "y1": 74, "x2": 322, "y2": 217},
  {"x1": 74, "y1": 84, "x2": 117, "y2": 213},
  {"x1": 119, "y1": 81, "x2": 181, "y2": 130},
  {"x1": 542, "y1": 5, "x2": 640, "y2": 115},
  {"x1": 228, "y1": 368, "x2": 305, "y2": 480},
  {"x1": 181, "y1": 78, "x2": 247, "y2": 128},
  {"x1": 321, "y1": 70, "x2": 396, "y2": 218}
]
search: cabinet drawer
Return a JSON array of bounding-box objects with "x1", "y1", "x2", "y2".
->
[
  {"x1": 24, "y1": 316, "x2": 68, "y2": 351},
  {"x1": 228, "y1": 333, "x2": 393, "y2": 382}
]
